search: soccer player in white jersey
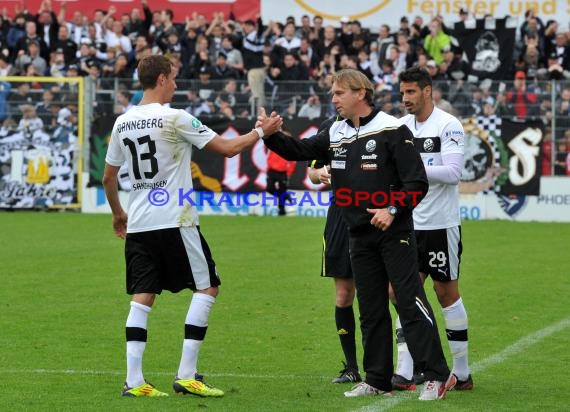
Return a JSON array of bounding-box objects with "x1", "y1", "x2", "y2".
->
[
  {"x1": 390, "y1": 66, "x2": 472, "y2": 392},
  {"x1": 102, "y1": 55, "x2": 282, "y2": 398}
]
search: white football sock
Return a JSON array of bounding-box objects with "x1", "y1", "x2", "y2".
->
[
  {"x1": 126, "y1": 301, "x2": 151, "y2": 387},
  {"x1": 442, "y1": 297, "x2": 470, "y2": 381},
  {"x1": 394, "y1": 315, "x2": 414, "y2": 380},
  {"x1": 177, "y1": 293, "x2": 215, "y2": 379}
]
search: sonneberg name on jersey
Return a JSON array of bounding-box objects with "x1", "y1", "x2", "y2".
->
[
  {"x1": 399, "y1": 107, "x2": 464, "y2": 229},
  {"x1": 105, "y1": 103, "x2": 217, "y2": 233}
]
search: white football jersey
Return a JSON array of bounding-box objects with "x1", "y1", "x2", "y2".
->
[
  {"x1": 399, "y1": 107, "x2": 464, "y2": 229},
  {"x1": 105, "y1": 103, "x2": 216, "y2": 233}
]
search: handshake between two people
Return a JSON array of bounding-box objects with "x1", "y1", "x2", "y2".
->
[{"x1": 255, "y1": 107, "x2": 284, "y2": 138}]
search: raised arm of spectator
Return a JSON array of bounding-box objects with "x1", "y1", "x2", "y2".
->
[
  {"x1": 141, "y1": 0, "x2": 152, "y2": 33},
  {"x1": 57, "y1": 0, "x2": 66, "y2": 25}
]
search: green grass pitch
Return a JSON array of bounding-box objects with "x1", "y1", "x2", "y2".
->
[{"x1": 0, "y1": 213, "x2": 569, "y2": 411}]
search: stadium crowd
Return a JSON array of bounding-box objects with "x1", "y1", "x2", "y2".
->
[{"x1": 0, "y1": 0, "x2": 569, "y2": 174}]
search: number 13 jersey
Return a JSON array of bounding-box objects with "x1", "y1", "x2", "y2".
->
[{"x1": 106, "y1": 103, "x2": 216, "y2": 233}]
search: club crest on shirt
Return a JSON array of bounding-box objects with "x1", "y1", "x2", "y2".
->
[
  {"x1": 365, "y1": 140, "x2": 376, "y2": 152},
  {"x1": 423, "y1": 138, "x2": 434, "y2": 152}
]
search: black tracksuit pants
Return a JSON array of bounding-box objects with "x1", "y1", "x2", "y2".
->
[{"x1": 349, "y1": 227, "x2": 450, "y2": 391}]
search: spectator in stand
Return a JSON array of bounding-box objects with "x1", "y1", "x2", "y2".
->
[
  {"x1": 399, "y1": 16, "x2": 411, "y2": 37},
  {"x1": 505, "y1": 70, "x2": 538, "y2": 119},
  {"x1": 423, "y1": 17, "x2": 450, "y2": 65},
  {"x1": 64, "y1": 6, "x2": 89, "y2": 46},
  {"x1": 273, "y1": 21, "x2": 301, "y2": 61},
  {"x1": 537, "y1": 52, "x2": 569, "y2": 80},
  {"x1": 7, "y1": 14, "x2": 27, "y2": 54},
  {"x1": 297, "y1": 14, "x2": 312, "y2": 40},
  {"x1": 163, "y1": 30, "x2": 182, "y2": 56},
  {"x1": 315, "y1": 25, "x2": 344, "y2": 62},
  {"x1": 106, "y1": 21, "x2": 133, "y2": 56},
  {"x1": 154, "y1": 9, "x2": 178, "y2": 53},
  {"x1": 376, "y1": 24, "x2": 394, "y2": 67},
  {"x1": 242, "y1": 18, "x2": 266, "y2": 106},
  {"x1": 311, "y1": 15, "x2": 324, "y2": 44},
  {"x1": 36, "y1": 89, "x2": 57, "y2": 127},
  {"x1": 17, "y1": 104, "x2": 44, "y2": 136},
  {"x1": 16, "y1": 20, "x2": 49, "y2": 62},
  {"x1": 432, "y1": 86, "x2": 455, "y2": 115},
  {"x1": 8, "y1": 82, "x2": 35, "y2": 122},
  {"x1": 298, "y1": 94, "x2": 322, "y2": 119},
  {"x1": 211, "y1": 52, "x2": 239, "y2": 80},
  {"x1": 185, "y1": 89, "x2": 212, "y2": 117},
  {"x1": 204, "y1": 13, "x2": 225, "y2": 59},
  {"x1": 35, "y1": 0, "x2": 61, "y2": 49},
  {"x1": 15, "y1": 40, "x2": 47, "y2": 75},
  {"x1": 189, "y1": 35, "x2": 212, "y2": 78},
  {"x1": 550, "y1": 31, "x2": 570, "y2": 70},
  {"x1": 338, "y1": 17, "x2": 353, "y2": 52},
  {"x1": 519, "y1": 9, "x2": 545, "y2": 53},
  {"x1": 129, "y1": 0, "x2": 152, "y2": 39},
  {"x1": 220, "y1": 34, "x2": 244, "y2": 77},
  {"x1": 114, "y1": 89, "x2": 132, "y2": 114},
  {"x1": 51, "y1": 24, "x2": 77, "y2": 65}
]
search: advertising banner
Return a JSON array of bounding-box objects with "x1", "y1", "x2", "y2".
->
[
  {"x1": 261, "y1": 0, "x2": 570, "y2": 31},
  {"x1": 0, "y1": 77, "x2": 83, "y2": 209},
  {"x1": 5, "y1": 0, "x2": 260, "y2": 22}
]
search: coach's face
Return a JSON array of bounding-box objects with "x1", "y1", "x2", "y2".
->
[{"x1": 331, "y1": 81, "x2": 363, "y2": 120}]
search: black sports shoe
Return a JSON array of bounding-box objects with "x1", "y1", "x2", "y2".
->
[
  {"x1": 413, "y1": 372, "x2": 426, "y2": 385},
  {"x1": 448, "y1": 373, "x2": 474, "y2": 390},
  {"x1": 332, "y1": 362, "x2": 362, "y2": 384},
  {"x1": 391, "y1": 374, "x2": 417, "y2": 391}
]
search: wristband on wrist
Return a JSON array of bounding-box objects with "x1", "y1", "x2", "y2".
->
[{"x1": 254, "y1": 127, "x2": 265, "y2": 139}]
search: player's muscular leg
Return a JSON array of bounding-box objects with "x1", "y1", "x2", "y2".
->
[
  {"x1": 335, "y1": 277, "x2": 355, "y2": 307},
  {"x1": 133, "y1": 293, "x2": 156, "y2": 307},
  {"x1": 196, "y1": 286, "x2": 219, "y2": 298},
  {"x1": 433, "y1": 279, "x2": 460, "y2": 308}
]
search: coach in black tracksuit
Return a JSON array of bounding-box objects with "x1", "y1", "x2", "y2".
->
[{"x1": 261, "y1": 69, "x2": 450, "y2": 397}]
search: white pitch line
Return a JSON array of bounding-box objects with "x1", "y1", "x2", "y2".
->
[
  {"x1": 0, "y1": 369, "x2": 323, "y2": 380},
  {"x1": 352, "y1": 316, "x2": 570, "y2": 412}
]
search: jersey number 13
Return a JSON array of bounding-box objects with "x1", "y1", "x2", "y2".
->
[{"x1": 123, "y1": 135, "x2": 158, "y2": 180}]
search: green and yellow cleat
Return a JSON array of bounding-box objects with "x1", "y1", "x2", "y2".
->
[
  {"x1": 173, "y1": 374, "x2": 224, "y2": 397},
  {"x1": 122, "y1": 381, "x2": 169, "y2": 397}
]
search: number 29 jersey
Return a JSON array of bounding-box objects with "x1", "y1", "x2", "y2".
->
[
  {"x1": 105, "y1": 103, "x2": 216, "y2": 233},
  {"x1": 399, "y1": 107, "x2": 464, "y2": 230}
]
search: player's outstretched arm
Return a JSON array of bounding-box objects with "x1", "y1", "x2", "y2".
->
[{"x1": 204, "y1": 114, "x2": 283, "y2": 158}]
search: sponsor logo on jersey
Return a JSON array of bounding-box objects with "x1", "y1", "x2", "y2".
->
[
  {"x1": 427, "y1": 158, "x2": 434, "y2": 166},
  {"x1": 361, "y1": 162, "x2": 377, "y2": 171},
  {"x1": 365, "y1": 140, "x2": 376, "y2": 152},
  {"x1": 361, "y1": 154, "x2": 378, "y2": 160},
  {"x1": 331, "y1": 160, "x2": 346, "y2": 169},
  {"x1": 333, "y1": 147, "x2": 348, "y2": 158}
]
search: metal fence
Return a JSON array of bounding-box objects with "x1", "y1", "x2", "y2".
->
[{"x1": 1, "y1": 76, "x2": 569, "y2": 177}]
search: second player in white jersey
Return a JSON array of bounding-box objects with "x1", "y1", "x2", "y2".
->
[{"x1": 399, "y1": 107, "x2": 465, "y2": 229}]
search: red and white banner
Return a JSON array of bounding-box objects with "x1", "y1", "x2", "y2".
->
[{"x1": 4, "y1": 0, "x2": 260, "y2": 22}]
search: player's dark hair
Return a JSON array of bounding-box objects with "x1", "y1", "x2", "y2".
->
[
  {"x1": 399, "y1": 66, "x2": 432, "y2": 89},
  {"x1": 137, "y1": 55, "x2": 173, "y2": 90}
]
